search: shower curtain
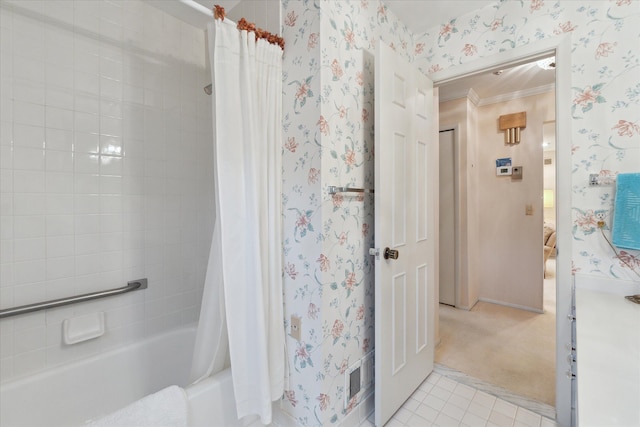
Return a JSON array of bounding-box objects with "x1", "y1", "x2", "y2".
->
[{"x1": 190, "y1": 18, "x2": 284, "y2": 425}]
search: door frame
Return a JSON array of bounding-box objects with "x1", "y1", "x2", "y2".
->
[
  {"x1": 430, "y1": 35, "x2": 573, "y2": 427},
  {"x1": 437, "y1": 127, "x2": 460, "y2": 310}
]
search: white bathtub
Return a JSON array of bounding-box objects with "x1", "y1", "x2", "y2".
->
[{"x1": 0, "y1": 325, "x2": 259, "y2": 427}]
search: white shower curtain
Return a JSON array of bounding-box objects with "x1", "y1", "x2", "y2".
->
[{"x1": 190, "y1": 18, "x2": 285, "y2": 425}]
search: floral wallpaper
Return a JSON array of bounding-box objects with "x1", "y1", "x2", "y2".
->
[
  {"x1": 281, "y1": 0, "x2": 639, "y2": 425},
  {"x1": 281, "y1": 1, "x2": 323, "y2": 424},
  {"x1": 281, "y1": 0, "x2": 414, "y2": 425},
  {"x1": 414, "y1": 0, "x2": 640, "y2": 281}
]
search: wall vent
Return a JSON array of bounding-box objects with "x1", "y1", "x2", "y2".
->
[
  {"x1": 349, "y1": 367, "x2": 361, "y2": 400},
  {"x1": 544, "y1": 158, "x2": 553, "y2": 165},
  {"x1": 344, "y1": 351, "x2": 374, "y2": 409}
]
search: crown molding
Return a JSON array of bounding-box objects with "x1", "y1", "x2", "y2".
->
[
  {"x1": 466, "y1": 88, "x2": 481, "y2": 106},
  {"x1": 438, "y1": 83, "x2": 556, "y2": 106},
  {"x1": 477, "y1": 83, "x2": 556, "y2": 106}
]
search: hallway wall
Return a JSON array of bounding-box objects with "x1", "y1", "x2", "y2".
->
[{"x1": 476, "y1": 91, "x2": 555, "y2": 311}]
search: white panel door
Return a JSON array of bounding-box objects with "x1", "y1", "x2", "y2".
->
[
  {"x1": 374, "y1": 40, "x2": 436, "y2": 427},
  {"x1": 439, "y1": 129, "x2": 455, "y2": 306}
]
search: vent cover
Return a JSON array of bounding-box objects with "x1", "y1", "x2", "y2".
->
[
  {"x1": 349, "y1": 367, "x2": 361, "y2": 400},
  {"x1": 544, "y1": 158, "x2": 552, "y2": 165}
]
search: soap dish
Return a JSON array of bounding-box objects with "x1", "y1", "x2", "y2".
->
[{"x1": 62, "y1": 312, "x2": 105, "y2": 345}]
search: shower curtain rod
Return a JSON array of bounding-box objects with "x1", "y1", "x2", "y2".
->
[
  {"x1": 178, "y1": 1, "x2": 234, "y2": 96},
  {"x1": 192, "y1": 2, "x2": 285, "y2": 95},
  {"x1": 179, "y1": 0, "x2": 237, "y2": 24}
]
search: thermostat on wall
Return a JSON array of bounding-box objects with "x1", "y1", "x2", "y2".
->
[{"x1": 496, "y1": 166, "x2": 512, "y2": 176}]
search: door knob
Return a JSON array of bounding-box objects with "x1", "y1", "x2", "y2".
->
[{"x1": 384, "y1": 247, "x2": 399, "y2": 260}]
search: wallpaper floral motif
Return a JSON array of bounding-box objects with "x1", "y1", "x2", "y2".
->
[
  {"x1": 414, "y1": 0, "x2": 640, "y2": 281},
  {"x1": 281, "y1": 1, "x2": 324, "y2": 424},
  {"x1": 281, "y1": 0, "x2": 414, "y2": 425},
  {"x1": 281, "y1": 0, "x2": 639, "y2": 425}
]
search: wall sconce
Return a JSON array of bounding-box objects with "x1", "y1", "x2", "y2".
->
[
  {"x1": 499, "y1": 112, "x2": 526, "y2": 144},
  {"x1": 543, "y1": 189, "x2": 554, "y2": 208}
]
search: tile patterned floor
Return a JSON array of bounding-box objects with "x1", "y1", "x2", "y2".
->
[{"x1": 361, "y1": 371, "x2": 558, "y2": 427}]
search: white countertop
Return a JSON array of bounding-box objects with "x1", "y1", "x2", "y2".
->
[{"x1": 575, "y1": 277, "x2": 640, "y2": 427}]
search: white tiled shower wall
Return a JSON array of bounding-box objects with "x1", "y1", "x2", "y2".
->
[{"x1": 0, "y1": 0, "x2": 214, "y2": 383}]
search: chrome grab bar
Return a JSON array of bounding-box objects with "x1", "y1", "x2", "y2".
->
[
  {"x1": 0, "y1": 279, "x2": 148, "y2": 319},
  {"x1": 328, "y1": 186, "x2": 374, "y2": 195}
]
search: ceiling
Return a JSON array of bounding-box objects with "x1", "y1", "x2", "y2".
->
[
  {"x1": 383, "y1": 0, "x2": 495, "y2": 35},
  {"x1": 437, "y1": 59, "x2": 556, "y2": 104}
]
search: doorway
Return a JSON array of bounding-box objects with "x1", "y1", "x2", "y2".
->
[
  {"x1": 436, "y1": 62, "x2": 557, "y2": 401},
  {"x1": 430, "y1": 37, "x2": 572, "y2": 426},
  {"x1": 439, "y1": 129, "x2": 456, "y2": 307}
]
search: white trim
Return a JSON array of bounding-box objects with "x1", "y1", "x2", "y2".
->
[
  {"x1": 477, "y1": 297, "x2": 545, "y2": 314},
  {"x1": 478, "y1": 83, "x2": 555, "y2": 106},
  {"x1": 431, "y1": 34, "x2": 573, "y2": 427},
  {"x1": 466, "y1": 88, "x2": 481, "y2": 106},
  {"x1": 271, "y1": 403, "x2": 298, "y2": 427},
  {"x1": 553, "y1": 35, "x2": 573, "y2": 427},
  {"x1": 439, "y1": 83, "x2": 556, "y2": 106},
  {"x1": 437, "y1": 125, "x2": 462, "y2": 311}
]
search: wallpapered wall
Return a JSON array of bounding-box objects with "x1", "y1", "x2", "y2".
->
[
  {"x1": 280, "y1": 0, "x2": 414, "y2": 424},
  {"x1": 414, "y1": 0, "x2": 640, "y2": 281},
  {"x1": 280, "y1": 0, "x2": 639, "y2": 425}
]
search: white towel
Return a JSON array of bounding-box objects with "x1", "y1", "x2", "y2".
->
[{"x1": 88, "y1": 385, "x2": 188, "y2": 427}]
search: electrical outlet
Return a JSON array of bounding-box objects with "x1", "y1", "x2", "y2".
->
[{"x1": 290, "y1": 315, "x2": 301, "y2": 341}]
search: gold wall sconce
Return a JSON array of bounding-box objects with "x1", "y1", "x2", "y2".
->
[{"x1": 499, "y1": 112, "x2": 526, "y2": 144}]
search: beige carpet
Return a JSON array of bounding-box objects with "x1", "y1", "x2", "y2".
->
[{"x1": 435, "y1": 260, "x2": 556, "y2": 406}]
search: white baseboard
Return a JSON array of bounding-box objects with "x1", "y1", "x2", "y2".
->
[
  {"x1": 271, "y1": 402, "x2": 297, "y2": 427},
  {"x1": 477, "y1": 297, "x2": 544, "y2": 314},
  {"x1": 454, "y1": 297, "x2": 479, "y2": 311},
  {"x1": 271, "y1": 393, "x2": 374, "y2": 427},
  {"x1": 339, "y1": 391, "x2": 374, "y2": 427}
]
